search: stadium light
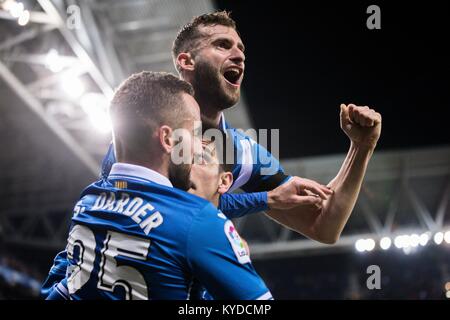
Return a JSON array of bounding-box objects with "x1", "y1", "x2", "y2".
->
[
  {"x1": 365, "y1": 239, "x2": 375, "y2": 251},
  {"x1": 80, "y1": 93, "x2": 111, "y2": 133},
  {"x1": 434, "y1": 232, "x2": 444, "y2": 245},
  {"x1": 356, "y1": 230, "x2": 446, "y2": 254},
  {"x1": 404, "y1": 235, "x2": 413, "y2": 248},
  {"x1": 444, "y1": 231, "x2": 450, "y2": 244},
  {"x1": 355, "y1": 238, "x2": 375, "y2": 252},
  {"x1": 419, "y1": 233, "x2": 429, "y2": 246},
  {"x1": 380, "y1": 237, "x2": 391, "y2": 250},
  {"x1": 394, "y1": 235, "x2": 410, "y2": 249},
  {"x1": 61, "y1": 73, "x2": 85, "y2": 99},
  {"x1": 45, "y1": 49, "x2": 65, "y2": 73},
  {"x1": 8, "y1": 1, "x2": 24, "y2": 18},
  {"x1": 410, "y1": 234, "x2": 420, "y2": 247},
  {"x1": 17, "y1": 9, "x2": 30, "y2": 26},
  {"x1": 355, "y1": 239, "x2": 366, "y2": 252}
]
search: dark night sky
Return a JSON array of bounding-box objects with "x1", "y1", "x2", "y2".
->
[{"x1": 215, "y1": 0, "x2": 450, "y2": 158}]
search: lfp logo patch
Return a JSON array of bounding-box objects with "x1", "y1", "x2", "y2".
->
[{"x1": 224, "y1": 220, "x2": 250, "y2": 264}]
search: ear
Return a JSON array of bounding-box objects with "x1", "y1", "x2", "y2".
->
[
  {"x1": 158, "y1": 125, "x2": 174, "y2": 154},
  {"x1": 176, "y1": 52, "x2": 195, "y2": 72},
  {"x1": 218, "y1": 171, "x2": 233, "y2": 195}
]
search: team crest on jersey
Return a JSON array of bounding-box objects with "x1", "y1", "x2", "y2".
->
[{"x1": 224, "y1": 220, "x2": 250, "y2": 264}]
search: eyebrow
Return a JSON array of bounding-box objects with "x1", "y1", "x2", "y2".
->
[{"x1": 211, "y1": 36, "x2": 245, "y2": 53}]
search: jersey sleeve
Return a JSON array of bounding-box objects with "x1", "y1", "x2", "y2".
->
[
  {"x1": 218, "y1": 192, "x2": 268, "y2": 219},
  {"x1": 186, "y1": 204, "x2": 273, "y2": 300},
  {"x1": 41, "y1": 218, "x2": 77, "y2": 299},
  {"x1": 242, "y1": 137, "x2": 291, "y2": 193},
  {"x1": 45, "y1": 278, "x2": 69, "y2": 300},
  {"x1": 40, "y1": 250, "x2": 69, "y2": 299}
]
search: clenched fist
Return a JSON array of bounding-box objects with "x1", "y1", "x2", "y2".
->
[{"x1": 340, "y1": 104, "x2": 382, "y2": 149}]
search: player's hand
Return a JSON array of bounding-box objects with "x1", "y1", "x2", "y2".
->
[
  {"x1": 267, "y1": 176, "x2": 333, "y2": 210},
  {"x1": 340, "y1": 104, "x2": 382, "y2": 149}
]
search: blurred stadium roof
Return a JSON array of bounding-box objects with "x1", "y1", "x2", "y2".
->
[{"x1": 0, "y1": 0, "x2": 449, "y2": 258}]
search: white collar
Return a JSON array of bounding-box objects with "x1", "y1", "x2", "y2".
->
[{"x1": 109, "y1": 163, "x2": 173, "y2": 188}]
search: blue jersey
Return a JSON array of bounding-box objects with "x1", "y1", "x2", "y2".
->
[
  {"x1": 222, "y1": 120, "x2": 289, "y2": 194},
  {"x1": 42, "y1": 115, "x2": 288, "y2": 300},
  {"x1": 101, "y1": 115, "x2": 290, "y2": 217},
  {"x1": 45, "y1": 163, "x2": 272, "y2": 300}
]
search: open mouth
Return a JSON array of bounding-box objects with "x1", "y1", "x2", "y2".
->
[{"x1": 222, "y1": 66, "x2": 243, "y2": 87}]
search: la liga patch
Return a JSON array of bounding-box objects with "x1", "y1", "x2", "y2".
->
[{"x1": 224, "y1": 220, "x2": 250, "y2": 264}]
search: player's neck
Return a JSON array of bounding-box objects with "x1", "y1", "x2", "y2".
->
[
  {"x1": 200, "y1": 106, "x2": 222, "y2": 131},
  {"x1": 182, "y1": 73, "x2": 223, "y2": 130},
  {"x1": 120, "y1": 157, "x2": 169, "y2": 182},
  {"x1": 211, "y1": 194, "x2": 220, "y2": 207}
]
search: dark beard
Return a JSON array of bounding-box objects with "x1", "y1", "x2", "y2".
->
[
  {"x1": 191, "y1": 59, "x2": 239, "y2": 111},
  {"x1": 168, "y1": 162, "x2": 192, "y2": 191}
]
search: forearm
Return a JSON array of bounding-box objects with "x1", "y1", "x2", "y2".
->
[
  {"x1": 266, "y1": 103, "x2": 381, "y2": 243},
  {"x1": 314, "y1": 142, "x2": 374, "y2": 242},
  {"x1": 266, "y1": 142, "x2": 374, "y2": 243}
]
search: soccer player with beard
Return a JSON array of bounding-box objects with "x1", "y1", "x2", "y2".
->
[
  {"x1": 167, "y1": 11, "x2": 381, "y2": 242},
  {"x1": 42, "y1": 12, "x2": 382, "y2": 299},
  {"x1": 43, "y1": 71, "x2": 272, "y2": 300}
]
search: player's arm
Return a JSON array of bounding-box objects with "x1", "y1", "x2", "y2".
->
[
  {"x1": 187, "y1": 204, "x2": 273, "y2": 300},
  {"x1": 218, "y1": 192, "x2": 269, "y2": 218},
  {"x1": 45, "y1": 278, "x2": 69, "y2": 300},
  {"x1": 40, "y1": 250, "x2": 69, "y2": 299},
  {"x1": 239, "y1": 132, "x2": 333, "y2": 208},
  {"x1": 41, "y1": 218, "x2": 80, "y2": 299},
  {"x1": 265, "y1": 104, "x2": 382, "y2": 244},
  {"x1": 223, "y1": 135, "x2": 331, "y2": 219}
]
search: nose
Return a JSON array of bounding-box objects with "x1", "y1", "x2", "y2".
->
[{"x1": 229, "y1": 47, "x2": 245, "y2": 66}]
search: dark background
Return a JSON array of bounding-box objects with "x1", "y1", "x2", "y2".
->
[{"x1": 216, "y1": 0, "x2": 450, "y2": 158}]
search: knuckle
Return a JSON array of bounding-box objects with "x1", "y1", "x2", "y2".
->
[{"x1": 291, "y1": 176, "x2": 301, "y2": 185}]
